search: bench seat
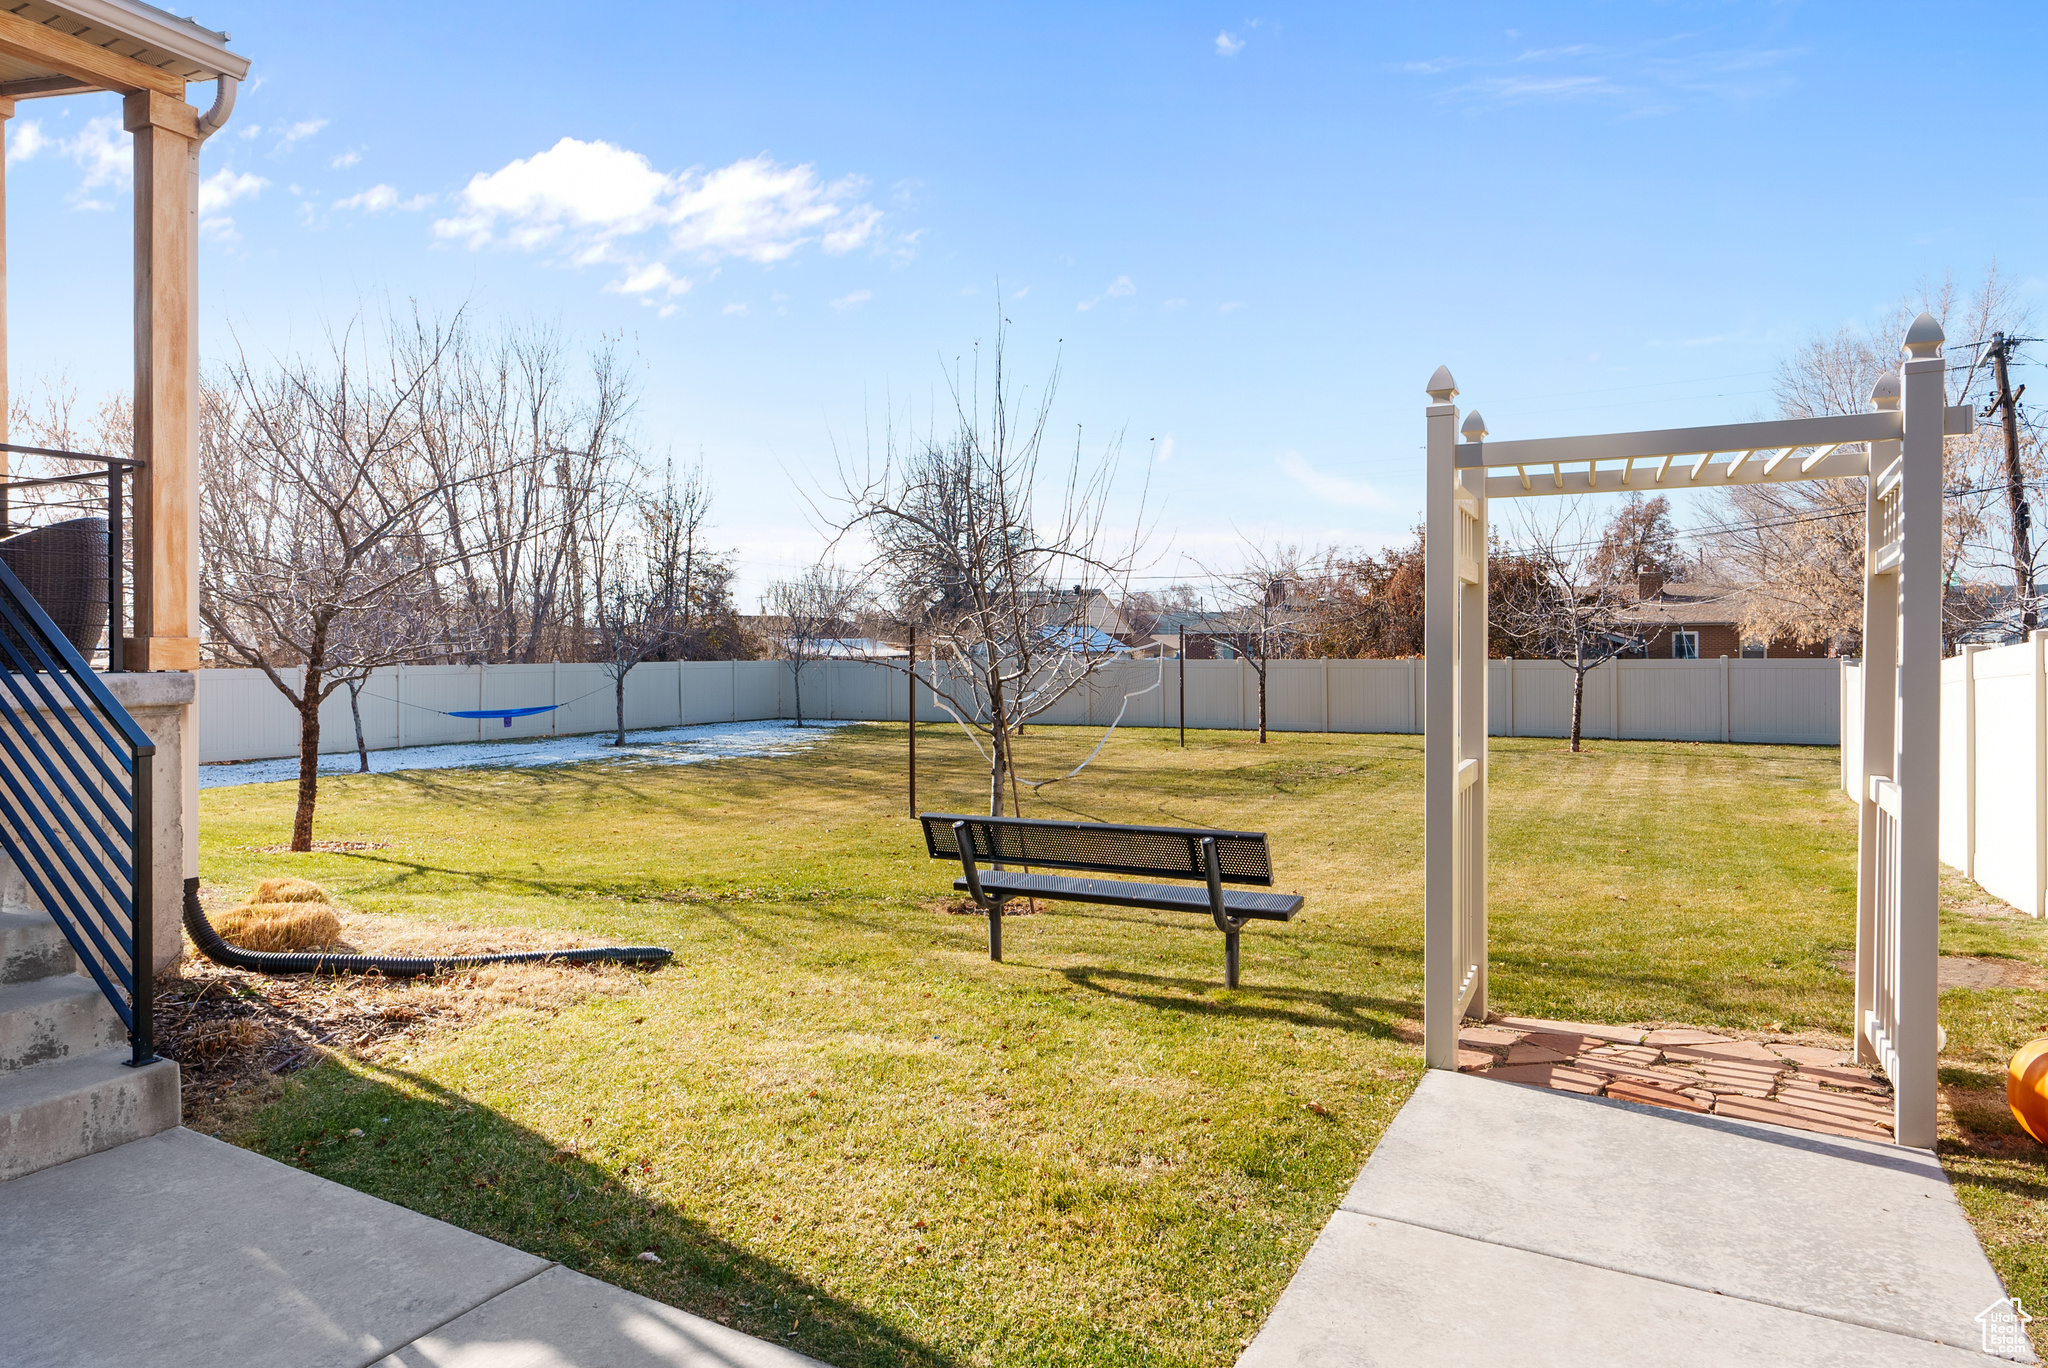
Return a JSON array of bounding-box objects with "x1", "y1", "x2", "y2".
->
[{"x1": 956, "y1": 871, "x2": 1304, "y2": 922}]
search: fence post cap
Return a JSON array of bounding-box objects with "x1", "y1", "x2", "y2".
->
[
  {"x1": 1460, "y1": 410, "x2": 1489, "y2": 441},
  {"x1": 1902, "y1": 312, "x2": 1944, "y2": 358},
  {"x1": 1869, "y1": 370, "x2": 1902, "y2": 410},
  {"x1": 1425, "y1": 365, "x2": 1458, "y2": 401}
]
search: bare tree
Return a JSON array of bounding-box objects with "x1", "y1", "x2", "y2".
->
[
  {"x1": 1588, "y1": 494, "x2": 1683, "y2": 584},
  {"x1": 412, "y1": 323, "x2": 638, "y2": 664},
  {"x1": 1202, "y1": 542, "x2": 1309, "y2": 743},
  {"x1": 200, "y1": 316, "x2": 508, "y2": 850},
  {"x1": 765, "y1": 564, "x2": 861, "y2": 727},
  {"x1": 1710, "y1": 267, "x2": 2025, "y2": 651},
  {"x1": 588, "y1": 462, "x2": 730, "y2": 744},
  {"x1": 1493, "y1": 503, "x2": 1645, "y2": 752},
  {"x1": 823, "y1": 326, "x2": 1147, "y2": 814}
]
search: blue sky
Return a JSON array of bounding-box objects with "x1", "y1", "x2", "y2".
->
[{"x1": 6, "y1": 2, "x2": 2042, "y2": 604}]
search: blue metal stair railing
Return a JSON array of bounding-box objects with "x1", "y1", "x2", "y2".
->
[{"x1": 0, "y1": 557, "x2": 155, "y2": 1066}]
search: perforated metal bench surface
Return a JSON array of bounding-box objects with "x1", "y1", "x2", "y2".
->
[
  {"x1": 922, "y1": 812, "x2": 1277, "y2": 884},
  {"x1": 918, "y1": 812, "x2": 1305, "y2": 987},
  {"x1": 961, "y1": 870, "x2": 1303, "y2": 921}
]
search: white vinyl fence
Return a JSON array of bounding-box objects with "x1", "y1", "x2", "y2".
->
[
  {"x1": 1848, "y1": 638, "x2": 2048, "y2": 917},
  {"x1": 198, "y1": 656, "x2": 1842, "y2": 766}
]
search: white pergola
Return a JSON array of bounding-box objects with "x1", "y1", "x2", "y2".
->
[{"x1": 1423, "y1": 314, "x2": 1967, "y2": 1148}]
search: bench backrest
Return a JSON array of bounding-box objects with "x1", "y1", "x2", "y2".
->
[{"x1": 920, "y1": 812, "x2": 1274, "y2": 886}]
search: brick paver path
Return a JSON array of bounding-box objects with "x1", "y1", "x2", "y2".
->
[{"x1": 1459, "y1": 1016, "x2": 1895, "y2": 1140}]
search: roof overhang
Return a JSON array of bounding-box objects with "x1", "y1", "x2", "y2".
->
[{"x1": 0, "y1": 0, "x2": 247, "y2": 102}]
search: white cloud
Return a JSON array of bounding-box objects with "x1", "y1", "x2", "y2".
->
[
  {"x1": 1278, "y1": 452, "x2": 1389, "y2": 509},
  {"x1": 1397, "y1": 38, "x2": 1799, "y2": 114},
  {"x1": 433, "y1": 139, "x2": 885, "y2": 307},
  {"x1": 1077, "y1": 274, "x2": 1136, "y2": 311},
  {"x1": 8, "y1": 120, "x2": 46, "y2": 162},
  {"x1": 1218, "y1": 300, "x2": 1245, "y2": 313},
  {"x1": 1162, "y1": 297, "x2": 1188, "y2": 311},
  {"x1": 200, "y1": 168, "x2": 269, "y2": 214},
  {"x1": 1155, "y1": 434, "x2": 1176, "y2": 464},
  {"x1": 830, "y1": 289, "x2": 872, "y2": 311},
  {"x1": 605, "y1": 261, "x2": 691, "y2": 299},
  {"x1": 1216, "y1": 30, "x2": 1245, "y2": 56},
  {"x1": 28, "y1": 115, "x2": 132, "y2": 209},
  {"x1": 200, "y1": 216, "x2": 241, "y2": 245},
  {"x1": 237, "y1": 123, "x2": 262, "y2": 140},
  {"x1": 723, "y1": 302, "x2": 749, "y2": 316},
  {"x1": 330, "y1": 149, "x2": 360, "y2": 168},
  {"x1": 275, "y1": 118, "x2": 328, "y2": 150},
  {"x1": 333, "y1": 183, "x2": 434, "y2": 212},
  {"x1": 1012, "y1": 286, "x2": 1030, "y2": 299}
]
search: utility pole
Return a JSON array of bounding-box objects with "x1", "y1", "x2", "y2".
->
[{"x1": 1987, "y1": 333, "x2": 2035, "y2": 631}]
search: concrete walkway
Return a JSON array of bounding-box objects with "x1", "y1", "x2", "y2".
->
[
  {"x1": 1239, "y1": 1070, "x2": 2034, "y2": 1367},
  {"x1": 1, "y1": 1127, "x2": 826, "y2": 1368}
]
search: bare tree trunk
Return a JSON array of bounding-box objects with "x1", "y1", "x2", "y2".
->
[
  {"x1": 348, "y1": 679, "x2": 370, "y2": 774},
  {"x1": 1256, "y1": 658, "x2": 1269, "y2": 744},
  {"x1": 1569, "y1": 668, "x2": 1586, "y2": 754},
  {"x1": 614, "y1": 669, "x2": 628, "y2": 746},
  {"x1": 791, "y1": 662, "x2": 804, "y2": 727},
  {"x1": 989, "y1": 722, "x2": 1007, "y2": 818},
  {"x1": 293, "y1": 673, "x2": 324, "y2": 850}
]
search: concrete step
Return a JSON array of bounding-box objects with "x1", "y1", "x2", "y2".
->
[
  {"x1": 0, "y1": 1046, "x2": 178, "y2": 1183},
  {"x1": 0, "y1": 911, "x2": 76, "y2": 986},
  {"x1": 0, "y1": 974, "x2": 125, "y2": 1074}
]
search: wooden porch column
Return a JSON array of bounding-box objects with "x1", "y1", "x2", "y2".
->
[
  {"x1": 0, "y1": 97, "x2": 12, "y2": 470},
  {"x1": 123, "y1": 91, "x2": 201, "y2": 672}
]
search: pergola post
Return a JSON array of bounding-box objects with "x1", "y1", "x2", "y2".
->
[
  {"x1": 1424, "y1": 366, "x2": 1486, "y2": 1069},
  {"x1": 124, "y1": 90, "x2": 202, "y2": 674},
  {"x1": 1854, "y1": 371, "x2": 1901, "y2": 1071},
  {"x1": 1889, "y1": 315, "x2": 1946, "y2": 1148},
  {"x1": 1423, "y1": 367, "x2": 1459, "y2": 1069},
  {"x1": 1458, "y1": 408, "x2": 1490, "y2": 1024}
]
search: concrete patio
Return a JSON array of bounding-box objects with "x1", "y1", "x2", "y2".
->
[
  {"x1": 1239, "y1": 1069, "x2": 2032, "y2": 1366},
  {"x1": 1, "y1": 1126, "x2": 827, "y2": 1368}
]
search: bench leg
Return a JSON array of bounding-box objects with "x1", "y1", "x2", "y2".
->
[
  {"x1": 989, "y1": 901, "x2": 1003, "y2": 962},
  {"x1": 1224, "y1": 929, "x2": 1240, "y2": 989}
]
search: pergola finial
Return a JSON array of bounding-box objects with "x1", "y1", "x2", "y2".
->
[
  {"x1": 1426, "y1": 365, "x2": 1458, "y2": 402},
  {"x1": 1902, "y1": 312, "x2": 1944, "y2": 359},
  {"x1": 1460, "y1": 410, "x2": 1488, "y2": 442},
  {"x1": 1869, "y1": 369, "x2": 1901, "y2": 411}
]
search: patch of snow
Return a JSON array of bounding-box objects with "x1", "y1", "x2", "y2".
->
[{"x1": 199, "y1": 720, "x2": 856, "y2": 789}]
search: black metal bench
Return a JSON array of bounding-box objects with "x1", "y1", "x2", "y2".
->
[{"x1": 918, "y1": 812, "x2": 1304, "y2": 988}]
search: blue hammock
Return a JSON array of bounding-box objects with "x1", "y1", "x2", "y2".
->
[{"x1": 447, "y1": 704, "x2": 565, "y2": 728}]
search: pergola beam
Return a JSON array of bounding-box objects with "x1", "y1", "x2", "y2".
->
[
  {"x1": 0, "y1": 10, "x2": 187, "y2": 96},
  {"x1": 1484, "y1": 442, "x2": 1871, "y2": 500},
  {"x1": 1453, "y1": 406, "x2": 1974, "y2": 471}
]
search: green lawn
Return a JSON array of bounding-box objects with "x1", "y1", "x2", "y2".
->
[{"x1": 199, "y1": 724, "x2": 2048, "y2": 1366}]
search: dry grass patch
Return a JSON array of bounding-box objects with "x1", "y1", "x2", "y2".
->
[{"x1": 161, "y1": 889, "x2": 651, "y2": 1136}]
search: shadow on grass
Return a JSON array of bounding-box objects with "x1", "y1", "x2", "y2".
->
[
  {"x1": 247, "y1": 1055, "x2": 959, "y2": 1368},
  {"x1": 1056, "y1": 964, "x2": 1417, "y2": 1038}
]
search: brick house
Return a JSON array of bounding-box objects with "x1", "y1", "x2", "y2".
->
[{"x1": 1612, "y1": 571, "x2": 1829, "y2": 659}]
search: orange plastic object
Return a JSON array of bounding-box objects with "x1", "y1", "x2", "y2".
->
[{"x1": 2012, "y1": 1038, "x2": 2048, "y2": 1145}]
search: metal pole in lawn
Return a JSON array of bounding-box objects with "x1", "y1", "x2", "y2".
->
[
  {"x1": 1179, "y1": 626, "x2": 1186, "y2": 748},
  {"x1": 907, "y1": 623, "x2": 917, "y2": 818}
]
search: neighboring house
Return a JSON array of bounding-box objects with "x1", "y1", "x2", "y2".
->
[
  {"x1": 1030, "y1": 586, "x2": 1135, "y2": 642},
  {"x1": 1038, "y1": 623, "x2": 1132, "y2": 655},
  {"x1": 1610, "y1": 570, "x2": 1829, "y2": 660}
]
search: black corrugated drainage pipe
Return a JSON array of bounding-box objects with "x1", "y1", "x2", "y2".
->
[{"x1": 182, "y1": 878, "x2": 672, "y2": 977}]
